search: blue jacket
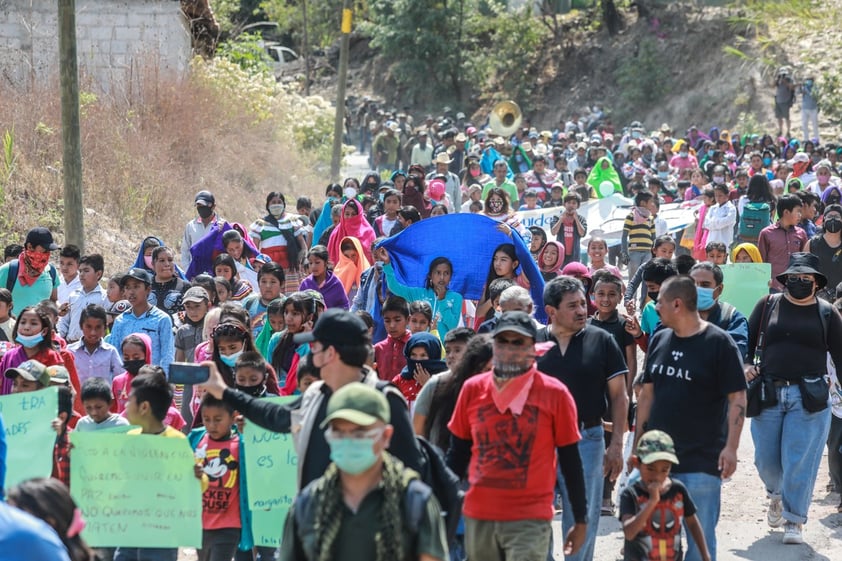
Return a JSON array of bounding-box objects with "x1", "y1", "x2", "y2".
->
[{"x1": 106, "y1": 306, "x2": 174, "y2": 373}]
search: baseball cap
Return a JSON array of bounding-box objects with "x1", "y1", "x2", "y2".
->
[
  {"x1": 182, "y1": 286, "x2": 210, "y2": 304},
  {"x1": 636, "y1": 430, "x2": 680, "y2": 465},
  {"x1": 46, "y1": 365, "x2": 70, "y2": 386},
  {"x1": 293, "y1": 308, "x2": 369, "y2": 346},
  {"x1": 107, "y1": 300, "x2": 131, "y2": 315},
  {"x1": 493, "y1": 311, "x2": 537, "y2": 340},
  {"x1": 319, "y1": 382, "x2": 390, "y2": 428},
  {"x1": 25, "y1": 227, "x2": 59, "y2": 251},
  {"x1": 121, "y1": 267, "x2": 152, "y2": 287},
  {"x1": 5, "y1": 360, "x2": 51, "y2": 386},
  {"x1": 195, "y1": 190, "x2": 215, "y2": 206}
]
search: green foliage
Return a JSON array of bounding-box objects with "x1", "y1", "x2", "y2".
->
[
  {"x1": 615, "y1": 38, "x2": 669, "y2": 108},
  {"x1": 260, "y1": 0, "x2": 369, "y2": 48},
  {"x1": 0, "y1": 128, "x2": 16, "y2": 206},
  {"x1": 210, "y1": 0, "x2": 242, "y2": 33},
  {"x1": 216, "y1": 32, "x2": 272, "y2": 75},
  {"x1": 735, "y1": 111, "x2": 762, "y2": 137},
  {"x1": 815, "y1": 71, "x2": 842, "y2": 125}
]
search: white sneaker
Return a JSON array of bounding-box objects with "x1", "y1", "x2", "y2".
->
[
  {"x1": 782, "y1": 522, "x2": 803, "y2": 545},
  {"x1": 767, "y1": 497, "x2": 783, "y2": 528}
]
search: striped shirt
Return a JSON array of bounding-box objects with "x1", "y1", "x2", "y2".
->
[{"x1": 623, "y1": 212, "x2": 655, "y2": 251}]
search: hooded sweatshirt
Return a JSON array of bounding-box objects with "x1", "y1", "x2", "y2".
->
[
  {"x1": 538, "y1": 241, "x2": 566, "y2": 281},
  {"x1": 391, "y1": 332, "x2": 448, "y2": 403}
]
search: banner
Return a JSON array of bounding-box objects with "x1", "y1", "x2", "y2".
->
[
  {"x1": 251, "y1": 506, "x2": 288, "y2": 549},
  {"x1": 720, "y1": 263, "x2": 771, "y2": 316},
  {"x1": 70, "y1": 432, "x2": 202, "y2": 548},
  {"x1": 243, "y1": 396, "x2": 298, "y2": 511},
  {"x1": 0, "y1": 387, "x2": 58, "y2": 489}
]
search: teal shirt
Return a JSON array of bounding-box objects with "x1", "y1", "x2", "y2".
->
[
  {"x1": 640, "y1": 301, "x2": 660, "y2": 336},
  {"x1": 383, "y1": 264, "x2": 463, "y2": 339},
  {"x1": 0, "y1": 262, "x2": 59, "y2": 313}
]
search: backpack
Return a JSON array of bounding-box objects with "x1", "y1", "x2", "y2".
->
[
  {"x1": 739, "y1": 202, "x2": 771, "y2": 238},
  {"x1": 5, "y1": 259, "x2": 58, "y2": 292}
]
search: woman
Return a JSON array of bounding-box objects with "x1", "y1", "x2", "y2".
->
[
  {"x1": 249, "y1": 192, "x2": 308, "y2": 294},
  {"x1": 213, "y1": 253, "x2": 252, "y2": 301},
  {"x1": 402, "y1": 171, "x2": 431, "y2": 218},
  {"x1": 739, "y1": 174, "x2": 777, "y2": 242},
  {"x1": 745, "y1": 252, "x2": 842, "y2": 544},
  {"x1": 327, "y1": 199, "x2": 376, "y2": 266},
  {"x1": 149, "y1": 246, "x2": 189, "y2": 317}
]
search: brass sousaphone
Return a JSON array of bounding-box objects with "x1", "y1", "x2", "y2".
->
[{"x1": 488, "y1": 100, "x2": 522, "y2": 137}]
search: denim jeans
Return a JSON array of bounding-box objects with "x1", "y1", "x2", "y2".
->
[
  {"x1": 556, "y1": 425, "x2": 604, "y2": 561},
  {"x1": 751, "y1": 383, "x2": 831, "y2": 524},
  {"x1": 114, "y1": 548, "x2": 177, "y2": 561},
  {"x1": 828, "y1": 415, "x2": 842, "y2": 492},
  {"x1": 671, "y1": 472, "x2": 721, "y2": 561},
  {"x1": 627, "y1": 250, "x2": 651, "y2": 282}
]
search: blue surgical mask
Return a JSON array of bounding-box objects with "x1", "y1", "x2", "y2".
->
[
  {"x1": 763, "y1": 157, "x2": 772, "y2": 167},
  {"x1": 679, "y1": 151, "x2": 688, "y2": 158},
  {"x1": 379, "y1": 192, "x2": 386, "y2": 204},
  {"x1": 329, "y1": 436, "x2": 379, "y2": 474},
  {"x1": 696, "y1": 286, "x2": 716, "y2": 311},
  {"x1": 707, "y1": 150, "x2": 714, "y2": 157},
  {"x1": 658, "y1": 171, "x2": 669, "y2": 179},
  {"x1": 16, "y1": 332, "x2": 44, "y2": 347},
  {"x1": 219, "y1": 350, "x2": 243, "y2": 367}
]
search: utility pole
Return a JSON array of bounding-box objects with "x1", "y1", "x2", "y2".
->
[
  {"x1": 302, "y1": 0, "x2": 310, "y2": 96},
  {"x1": 330, "y1": 0, "x2": 352, "y2": 181},
  {"x1": 58, "y1": 0, "x2": 84, "y2": 251}
]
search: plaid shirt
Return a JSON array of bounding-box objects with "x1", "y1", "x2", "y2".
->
[{"x1": 52, "y1": 429, "x2": 71, "y2": 488}]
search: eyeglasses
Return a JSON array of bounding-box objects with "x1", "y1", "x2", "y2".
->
[
  {"x1": 324, "y1": 426, "x2": 383, "y2": 442},
  {"x1": 787, "y1": 274, "x2": 814, "y2": 283}
]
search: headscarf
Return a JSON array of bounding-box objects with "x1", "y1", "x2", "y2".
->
[
  {"x1": 537, "y1": 241, "x2": 565, "y2": 277},
  {"x1": 399, "y1": 332, "x2": 448, "y2": 380},
  {"x1": 730, "y1": 243, "x2": 762, "y2": 264},
  {"x1": 333, "y1": 236, "x2": 371, "y2": 295},
  {"x1": 402, "y1": 169, "x2": 431, "y2": 218},
  {"x1": 133, "y1": 236, "x2": 188, "y2": 280},
  {"x1": 587, "y1": 156, "x2": 623, "y2": 199},
  {"x1": 508, "y1": 145, "x2": 532, "y2": 173},
  {"x1": 327, "y1": 199, "x2": 376, "y2": 265}
]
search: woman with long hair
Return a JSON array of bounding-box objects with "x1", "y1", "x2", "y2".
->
[{"x1": 249, "y1": 191, "x2": 309, "y2": 294}]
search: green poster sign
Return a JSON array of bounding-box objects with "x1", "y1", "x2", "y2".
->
[
  {"x1": 0, "y1": 387, "x2": 58, "y2": 489},
  {"x1": 243, "y1": 396, "x2": 299, "y2": 511},
  {"x1": 720, "y1": 263, "x2": 771, "y2": 317}
]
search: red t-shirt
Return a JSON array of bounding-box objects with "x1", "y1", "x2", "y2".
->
[
  {"x1": 197, "y1": 432, "x2": 241, "y2": 530},
  {"x1": 448, "y1": 367, "x2": 580, "y2": 521},
  {"x1": 391, "y1": 374, "x2": 421, "y2": 403},
  {"x1": 374, "y1": 331, "x2": 411, "y2": 381}
]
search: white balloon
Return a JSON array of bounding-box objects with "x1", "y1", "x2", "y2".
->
[{"x1": 599, "y1": 181, "x2": 616, "y2": 198}]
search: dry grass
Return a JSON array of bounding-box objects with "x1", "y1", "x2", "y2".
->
[{"x1": 0, "y1": 59, "x2": 327, "y2": 273}]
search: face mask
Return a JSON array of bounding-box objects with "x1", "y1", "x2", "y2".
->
[
  {"x1": 378, "y1": 192, "x2": 386, "y2": 204},
  {"x1": 707, "y1": 150, "x2": 714, "y2": 158},
  {"x1": 268, "y1": 204, "x2": 285, "y2": 217},
  {"x1": 329, "y1": 435, "x2": 380, "y2": 474},
  {"x1": 713, "y1": 175, "x2": 725, "y2": 184},
  {"x1": 15, "y1": 332, "x2": 44, "y2": 347},
  {"x1": 825, "y1": 217, "x2": 842, "y2": 233},
  {"x1": 492, "y1": 355, "x2": 533, "y2": 380},
  {"x1": 143, "y1": 255, "x2": 154, "y2": 269},
  {"x1": 24, "y1": 250, "x2": 51, "y2": 271},
  {"x1": 494, "y1": 310, "x2": 503, "y2": 319},
  {"x1": 197, "y1": 206, "x2": 213, "y2": 219},
  {"x1": 220, "y1": 350, "x2": 243, "y2": 367},
  {"x1": 818, "y1": 175, "x2": 830, "y2": 186},
  {"x1": 763, "y1": 157, "x2": 772, "y2": 167},
  {"x1": 647, "y1": 291, "x2": 659, "y2": 302},
  {"x1": 632, "y1": 132, "x2": 641, "y2": 139},
  {"x1": 123, "y1": 359, "x2": 146, "y2": 376},
  {"x1": 236, "y1": 384, "x2": 265, "y2": 397},
  {"x1": 658, "y1": 171, "x2": 669, "y2": 179},
  {"x1": 679, "y1": 151, "x2": 688, "y2": 158},
  {"x1": 696, "y1": 286, "x2": 716, "y2": 311},
  {"x1": 470, "y1": 168, "x2": 480, "y2": 177},
  {"x1": 786, "y1": 277, "x2": 814, "y2": 299},
  {"x1": 489, "y1": 200, "x2": 503, "y2": 213},
  {"x1": 343, "y1": 187, "x2": 357, "y2": 199}
]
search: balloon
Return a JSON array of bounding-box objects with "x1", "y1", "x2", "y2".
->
[{"x1": 599, "y1": 181, "x2": 617, "y2": 198}]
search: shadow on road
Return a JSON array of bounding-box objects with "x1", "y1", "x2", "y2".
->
[{"x1": 731, "y1": 532, "x2": 831, "y2": 561}]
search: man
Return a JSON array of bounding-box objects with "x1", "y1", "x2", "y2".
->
[
  {"x1": 774, "y1": 66, "x2": 796, "y2": 137},
  {"x1": 449, "y1": 132, "x2": 468, "y2": 176},
  {"x1": 447, "y1": 311, "x2": 587, "y2": 561},
  {"x1": 201, "y1": 308, "x2": 422, "y2": 488},
  {"x1": 481, "y1": 159, "x2": 518, "y2": 205},
  {"x1": 635, "y1": 275, "x2": 747, "y2": 561},
  {"x1": 281, "y1": 382, "x2": 448, "y2": 561},
  {"x1": 373, "y1": 122, "x2": 400, "y2": 172},
  {"x1": 410, "y1": 129, "x2": 434, "y2": 171},
  {"x1": 181, "y1": 190, "x2": 221, "y2": 269},
  {"x1": 426, "y1": 153, "x2": 461, "y2": 213},
  {"x1": 524, "y1": 155, "x2": 559, "y2": 202},
  {"x1": 688, "y1": 262, "x2": 749, "y2": 360},
  {"x1": 0, "y1": 227, "x2": 59, "y2": 312},
  {"x1": 805, "y1": 204, "x2": 842, "y2": 300},
  {"x1": 758, "y1": 193, "x2": 807, "y2": 291},
  {"x1": 477, "y1": 285, "x2": 545, "y2": 336},
  {"x1": 537, "y1": 277, "x2": 628, "y2": 561}
]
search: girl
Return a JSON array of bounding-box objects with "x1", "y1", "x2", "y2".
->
[
  {"x1": 482, "y1": 187, "x2": 529, "y2": 237},
  {"x1": 538, "y1": 241, "x2": 565, "y2": 281},
  {"x1": 213, "y1": 254, "x2": 252, "y2": 301},
  {"x1": 7, "y1": 477, "x2": 96, "y2": 561},
  {"x1": 222, "y1": 229, "x2": 260, "y2": 292},
  {"x1": 381, "y1": 252, "x2": 464, "y2": 339},
  {"x1": 311, "y1": 183, "x2": 343, "y2": 248},
  {"x1": 268, "y1": 292, "x2": 316, "y2": 387},
  {"x1": 191, "y1": 273, "x2": 219, "y2": 307},
  {"x1": 373, "y1": 189, "x2": 402, "y2": 237},
  {"x1": 730, "y1": 242, "x2": 763, "y2": 264},
  {"x1": 587, "y1": 237, "x2": 623, "y2": 279},
  {"x1": 243, "y1": 262, "x2": 285, "y2": 338},
  {"x1": 254, "y1": 297, "x2": 285, "y2": 360},
  {"x1": 327, "y1": 198, "x2": 376, "y2": 265},
  {"x1": 333, "y1": 237, "x2": 371, "y2": 301},
  {"x1": 392, "y1": 332, "x2": 448, "y2": 405},
  {"x1": 624, "y1": 235, "x2": 677, "y2": 313},
  {"x1": 402, "y1": 171, "x2": 431, "y2": 218},
  {"x1": 298, "y1": 245, "x2": 349, "y2": 310},
  {"x1": 430, "y1": 204, "x2": 448, "y2": 217},
  {"x1": 476, "y1": 243, "x2": 525, "y2": 326},
  {"x1": 105, "y1": 273, "x2": 123, "y2": 309},
  {"x1": 0, "y1": 306, "x2": 64, "y2": 395},
  {"x1": 213, "y1": 276, "x2": 232, "y2": 304},
  {"x1": 562, "y1": 262, "x2": 597, "y2": 315},
  {"x1": 693, "y1": 188, "x2": 715, "y2": 261},
  {"x1": 249, "y1": 191, "x2": 308, "y2": 294}
]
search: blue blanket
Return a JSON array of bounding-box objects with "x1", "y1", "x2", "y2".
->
[{"x1": 376, "y1": 214, "x2": 546, "y2": 322}]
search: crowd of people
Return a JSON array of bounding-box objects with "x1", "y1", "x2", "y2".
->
[{"x1": 0, "y1": 111, "x2": 841, "y2": 561}]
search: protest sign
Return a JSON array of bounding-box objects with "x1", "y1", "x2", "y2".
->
[
  {"x1": 720, "y1": 263, "x2": 771, "y2": 316},
  {"x1": 0, "y1": 387, "x2": 58, "y2": 488},
  {"x1": 243, "y1": 396, "x2": 298, "y2": 511},
  {"x1": 70, "y1": 432, "x2": 202, "y2": 548},
  {"x1": 251, "y1": 506, "x2": 288, "y2": 549}
]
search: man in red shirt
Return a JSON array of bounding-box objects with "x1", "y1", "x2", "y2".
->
[{"x1": 447, "y1": 311, "x2": 587, "y2": 561}]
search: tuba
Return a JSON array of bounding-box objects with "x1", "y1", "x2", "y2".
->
[{"x1": 488, "y1": 101, "x2": 522, "y2": 137}]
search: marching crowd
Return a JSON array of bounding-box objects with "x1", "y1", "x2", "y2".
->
[{"x1": 1, "y1": 112, "x2": 841, "y2": 561}]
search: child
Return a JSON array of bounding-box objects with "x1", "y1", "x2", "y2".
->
[
  {"x1": 587, "y1": 237, "x2": 623, "y2": 279},
  {"x1": 408, "y1": 300, "x2": 433, "y2": 334},
  {"x1": 475, "y1": 278, "x2": 517, "y2": 334},
  {"x1": 392, "y1": 332, "x2": 448, "y2": 405},
  {"x1": 333, "y1": 237, "x2": 371, "y2": 301},
  {"x1": 0, "y1": 305, "x2": 64, "y2": 395},
  {"x1": 620, "y1": 430, "x2": 711, "y2": 561},
  {"x1": 373, "y1": 296, "x2": 411, "y2": 381},
  {"x1": 57, "y1": 244, "x2": 81, "y2": 306},
  {"x1": 175, "y1": 287, "x2": 210, "y2": 363},
  {"x1": 254, "y1": 297, "x2": 285, "y2": 359},
  {"x1": 0, "y1": 287, "x2": 15, "y2": 341},
  {"x1": 118, "y1": 369, "x2": 207, "y2": 561},
  {"x1": 213, "y1": 276, "x2": 233, "y2": 304},
  {"x1": 624, "y1": 235, "x2": 677, "y2": 314},
  {"x1": 543, "y1": 183, "x2": 565, "y2": 208},
  {"x1": 538, "y1": 241, "x2": 565, "y2": 281},
  {"x1": 209, "y1": 320, "x2": 280, "y2": 400},
  {"x1": 191, "y1": 273, "x2": 219, "y2": 307},
  {"x1": 58, "y1": 254, "x2": 108, "y2": 343},
  {"x1": 374, "y1": 189, "x2": 402, "y2": 237},
  {"x1": 214, "y1": 254, "x2": 253, "y2": 302},
  {"x1": 704, "y1": 241, "x2": 728, "y2": 265},
  {"x1": 233, "y1": 351, "x2": 277, "y2": 398},
  {"x1": 192, "y1": 394, "x2": 243, "y2": 561},
  {"x1": 692, "y1": 188, "x2": 715, "y2": 261},
  {"x1": 296, "y1": 352, "x2": 320, "y2": 394},
  {"x1": 75, "y1": 377, "x2": 130, "y2": 431},
  {"x1": 518, "y1": 189, "x2": 540, "y2": 211},
  {"x1": 68, "y1": 304, "x2": 123, "y2": 384},
  {"x1": 730, "y1": 242, "x2": 762, "y2": 264},
  {"x1": 4, "y1": 358, "x2": 51, "y2": 393},
  {"x1": 551, "y1": 192, "x2": 588, "y2": 265},
  {"x1": 639, "y1": 258, "x2": 679, "y2": 337},
  {"x1": 476, "y1": 243, "x2": 522, "y2": 326},
  {"x1": 268, "y1": 292, "x2": 316, "y2": 386},
  {"x1": 299, "y1": 245, "x2": 349, "y2": 310},
  {"x1": 105, "y1": 273, "x2": 124, "y2": 309},
  {"x1": 622, "y1": 191, "x2": 657, "y2": 281},
  {"x1": 528, "y1": 226, "x2": 547, "y2": 262},
  {"x1": 51, "y1": 386, "x2": 74, "y2": 487},
  {"x1": 243, "y1": 262, "x2": 285, "y2": 338}
]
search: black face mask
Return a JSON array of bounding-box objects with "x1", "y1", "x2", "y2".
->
[
  {"x1": 825, "y1": 218, "x2": 842, "y2": 233},
  {"x1": 236, "y1": 384, "x2": 265, "y2": 397},
  {"x1": 197, "y1": 206, "x2": 214, "y2": 219},
  {"x1": 124, "y1": 359, "x2": 146, "y2": 376},
  {"x1": 786, "y1": 277, "x2": 815, "y2": 299},
  {"x1": 647, "y1": 291, "x2": 659, "y2": 302}
]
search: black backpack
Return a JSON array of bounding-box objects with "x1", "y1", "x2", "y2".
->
[{"x1": 5, "y1": 259, "x2": 58, "y2": 291}]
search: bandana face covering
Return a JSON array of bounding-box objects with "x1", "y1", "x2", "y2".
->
[{"x1": 18, "y1": 250, "x2": 51, "y2": 286}]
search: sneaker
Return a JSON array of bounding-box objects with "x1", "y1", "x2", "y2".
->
[
  {"x1": 782, "y1": 522, "x2": 803, "y2": 545},
  {"x1": 767, "y1": 497, "x2": 783, "y2": 528}
]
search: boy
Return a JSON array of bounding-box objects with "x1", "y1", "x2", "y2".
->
[
  {"x1": 622, "y1": 191, "x2": 657, "y2": 279},
  {"x1": 373, "y1": 295, "x2": 411, "y2": 381},
  {"x1": 0, "y1": 288, "x2": 14, "y2": 341},
  {"x1": 243, "y1": 262, "x2": 285, "y2": 338},
  {"x1": 757, "y1": 193, "x2": 807, "y2": 291},
  {"x1": 551, "y1": 192, "x2": 588, "y2": 265},
  {"x1": 408, "y1": 300, "x2": 433, "y2": 334},
  {"x1": 106, "y1": 268, "x2": 174, "y2": 374},
  {"x1": 233, "y1": 351, "x2": 275, "y2": 398},
  {"x1": 175, "y1": 287, "x2": 209, "y2": 363},
  {"x1": 4, "y1": 359, "x2": 51, "y2": 393},
  {"x1": 68, "y1": 304, "x2": 123, "y2": 384},
  {"x1": 543, "y1": 183, "x2": 565, "y2": 208},
  {"x1": 374, "y1": 189, "x2": 402, "y2": 237},
  {"x1": 639, "y1": 258, "x2": 678, "y2": 337},
  {"x1": 75, "y1": 377, "x2": 130, "y2": 431},
  {"x1": 57, "y1": 244, "x2": 82, "y2": 306},
  {"x1": 58, "y1": 254, "x2": 108, "y2": 343},
  {"x1": 620, "y1": 430, "x2": 711, "y2": 561},
  {"x1": 704, "y1": 242, "x2": 728, "y2": 265},
  {"x1": 518, "y1": 189, "x2": 540, "y2": 211}
]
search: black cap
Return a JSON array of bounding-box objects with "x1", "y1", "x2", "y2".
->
[
  {"x1": 121, "y1": 267, "x2": 152, "y2": 287},
  {"x1": 492, "y1": 311, "x2": 537, "y2": 340},
  {"x1": 293, "y1": 308, "x2": 369, "y2": 347},
  {"x1": 25, "y1": 227, "x2": 59, "y2": 251},
  {"x1": 195, "y1": 190, "x2": 215, "y2": 206}
]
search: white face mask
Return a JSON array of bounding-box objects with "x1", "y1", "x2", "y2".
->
[
  {"x1": 268, "y1": 204, "x2": 285, "y2": 217},
  {"x1": 343, "y1": 187, "x2": 357, "y2": 199},
  {"x1": 713, "y1": 176, "x2": 725, "y2": 184}
]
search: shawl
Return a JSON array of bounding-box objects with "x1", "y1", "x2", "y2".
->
[
  {"x1": 587, "y1": 156, "x2": 623, "y2": 199},
  {"x1": 327, "y1": 199, "x2": 376, "y2": 265},
  {"x1": 333, "y1": 236, "x2": 371, "y2": 295}
]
